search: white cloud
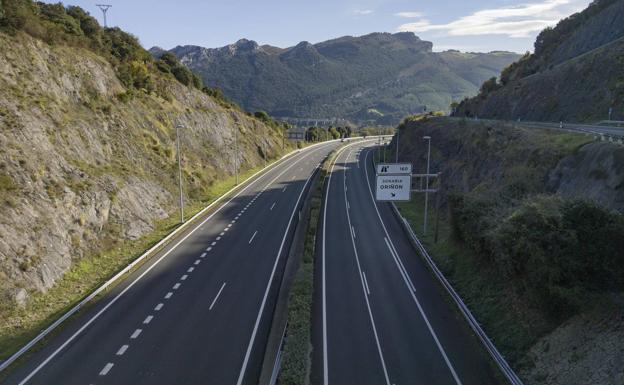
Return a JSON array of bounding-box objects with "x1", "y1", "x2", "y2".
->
[
  {"x1": 396, "y1": 0, "x2": 589, "y2": 38},
  {"x1": 394, "y1": 11, "x2": 424, "y2": 18},
  {"x1": 354, "y1": 9, "x2": 374, "y2": 15}
]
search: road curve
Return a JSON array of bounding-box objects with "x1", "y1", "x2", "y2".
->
[{"x1": 312, "y1": 141, "x2": 501, "y2": 385}]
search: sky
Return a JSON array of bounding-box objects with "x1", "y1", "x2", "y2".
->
[{"x1": 49, "y1": 0, "x2": 592, "y2": 53}]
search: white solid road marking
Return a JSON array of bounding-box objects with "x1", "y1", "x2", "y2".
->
[
  {"x1": 13, "y1": 142, "x2": 337, "y2": 385},
  {"x1": 130, "y1": 329, "x2": 142, "y2": 339},
  {"x1": 99, "y1": 363, "x2": 113, "y2": 376},
  {"x1": 362, "y1": 272, "x2": 371, "y2": 295},
  {"x1": 187, "y1": 267, "x2": 194, "y2": 273},
  {"x1": 341, "y1": 146, "x2": 391, "y2": 385},
  {"x1": 351, "y1": 225, "x2": 356, "y2": 239},
  {"x1": 270, "y1": 202, "x2": 276, "y2": 211},
  {"x1": 173, "y1": 283, "x2": 181, "y2": 290},
  {"x1": 321, "y1": 142, "x2": 369, "y2": 385},
  {"x1": 143, "y1": 315, "x2": 154, "y2": 324},
  {"x1": 165, "y1": 292, "x2": 173, "y2": 299},
  {"x1": 116, "y1": 345, "x2": 129, "y2": 356},
  {"x1": 384, "y1": 237, "x2": 416, "y2": 292},
  {"x1": 155, "y1": 303, "x2": 164, "y2": 311},
  {"x1": 363, "y1": 149, "x2": 463, "y2": 385},
  {"x1": 209, "y1": 282, "x2": 227, "y2": 311},
  {"x1": 181, "y1": 275, "x2": 188, "y2": 281},
  {"x1": 235, "y1": 143, "x2": 335, "y2": 385},
  {"x1": 248, "y1": 230, "x2": 258, "y2": 244}
]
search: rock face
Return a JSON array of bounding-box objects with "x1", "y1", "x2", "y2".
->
[
  {"x1": 157, "y1": 32, "x2": 519, "y2": 125},
  {"x1": 549, "y1": 142, "x2": 624, "y2": 213},
  {"x1": 520, "y1": 304, "x2": 624, "y2": 385},
  {"x1": 0, "y1": 31, "x2": 285, "y2": 304}
]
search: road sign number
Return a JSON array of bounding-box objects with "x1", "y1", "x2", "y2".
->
[{"x1": 377, "y1": 163, "x2": 412, "y2": 175}]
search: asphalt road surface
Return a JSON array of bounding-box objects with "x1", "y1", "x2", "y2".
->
[
  {"x1": 4, "y1": 140, "x2": 340, "y2": 385},
  {"x1": 312, "y1": 141, "x2": 501, "y2": 385}
]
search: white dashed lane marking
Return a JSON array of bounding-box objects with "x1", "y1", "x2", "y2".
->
[
  {"x1": 209, "y1": 282, "x2": 227, "y2": 311},
  {"x1": 99, "y1": 363, "x2": 113, "y2": 376},
  {"x1": 155, "y1": 303, "x2": 164, "y2": 311},
  {"x1": 270, "y1": 202, "x2": 276, "y2": 211},
  {"x1": 173, "y1": 283, "x2": 181, "y2": 290},
  {"x1": 116, "y1": 345, "x2": 129, "y2": 356},
  {"x1": 249, "y1": 231, "x2": 258, "y2": 244},
  {"x1": 187, "y1": 267, "x2": 194, "y2": 273},
  {"x1": 143, "y1": 315, "x2": 154, "y2": 324},
  {"x1": 130, "y1": 329, "x2": 142, "y2": 339},
  {"x1": 165, "y1": 292, "x2": 173, "y2": 299}
]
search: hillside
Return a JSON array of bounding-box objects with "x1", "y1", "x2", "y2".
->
[
  {"x1": 454, "y1": 0, "x2": 624, "y2": 122},
  {"x1": 393, "y1": 116, "x2": 624, "y2": 385},
  {"x1": 156, "y1": 33, "x2": 519, "y2": 125},
  {"x1": 0, "y1": 0, "x2": 288, "y2": 354}
]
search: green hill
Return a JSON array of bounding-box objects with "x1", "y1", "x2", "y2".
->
[
  {"x1": 156, "y1": 33, "x2": 519, "y2": 125},
  {"x1": 454, "y1": 0, "x2": 624, "y2": 122}
]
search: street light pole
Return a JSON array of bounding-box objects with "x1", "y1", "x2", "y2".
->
[
  {"x1": 423, "y1": 135, "x2": 431, "y2": 235},
  {"x1": 234, "y1": 127, "x2": 239, "y2": 185},
  {"x1": 175, "y1": 124, "x2": 184, "y2": 224},
  {"x1": 395, "y1": 128, "x2": 400, "y2": 163}
]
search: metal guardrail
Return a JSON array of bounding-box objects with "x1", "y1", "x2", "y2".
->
[{"x1": 390, "y1": 203, "x2": 525, "y2": 385}]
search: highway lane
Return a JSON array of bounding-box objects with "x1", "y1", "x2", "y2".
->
[
  {"x1": 4, "y1": 140, "x2": 340, "y2": 385},
  {"x1": 312, "y1": 141, "x2": 500, "y2": 385}
]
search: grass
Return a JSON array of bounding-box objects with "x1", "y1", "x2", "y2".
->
[
  {"x1": 277, "y1": 147, "x2": 340, "y2": 385},
  {"x1": 0, "y1": 156, "x2": 284, "y2": 372}
]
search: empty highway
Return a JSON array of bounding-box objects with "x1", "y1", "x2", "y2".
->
[
  {"x1": 4, "y1": 141, "x2": 340, "y2": 385},
  {"x1": 312, "y1": 141, "x2": 500, "y2": 385}
]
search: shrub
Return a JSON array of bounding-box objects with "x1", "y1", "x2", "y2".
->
[{"x1": 451, "y1": 193, "x2": 624, "y2": 318}]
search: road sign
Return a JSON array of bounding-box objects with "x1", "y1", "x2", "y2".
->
[
  {"x1": 376, "y1": 175, "x2": 411, "y2": 201},
  {"x1": 376, "y1": 163, "x2": 412, "y2": 175}
]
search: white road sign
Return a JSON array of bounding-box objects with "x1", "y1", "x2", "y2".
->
[
  {"x1": 376, "y1": 175, "x2": 411, "y2": 201},
  {"x1": 377, "y1": 163, "x2": 412, "y2": 175}
]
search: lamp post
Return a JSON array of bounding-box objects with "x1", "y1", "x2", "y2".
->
[
  {"x1": 423, "y1": 135, "x2": 431, "y2": 235},
  {"x1": 175, "y1": 124, "x2": 185, "y2": 224},
  {"x1": 395, "y1": 127, "x2": 400, "y2": 163},
  {"x1": 234, "y1": 127, "x2": 239, "y2": 185}
]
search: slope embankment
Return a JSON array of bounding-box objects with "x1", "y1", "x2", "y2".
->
[
  {"x1": 0, "y1": 29, "x2": 288, "y2": 357},
  {"x1": 392, "y1": 116, "x2": 624, "y2": 385}
]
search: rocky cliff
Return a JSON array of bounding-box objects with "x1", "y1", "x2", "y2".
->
[{"x1": 0, "y1": 30, "x2": 286, "y2": 310}]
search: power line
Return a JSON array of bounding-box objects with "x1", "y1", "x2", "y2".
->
[{"x1": 95, "y1": 4, "x2": 112, "y2": 27}]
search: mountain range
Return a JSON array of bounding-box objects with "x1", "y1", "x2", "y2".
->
[{"x1": 151, "y1": 33, "x2": 520, "y2": 125}]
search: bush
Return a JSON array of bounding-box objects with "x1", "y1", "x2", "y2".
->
[{"x1": 451, "y1": 193, "x2": 624, "y2": 318}]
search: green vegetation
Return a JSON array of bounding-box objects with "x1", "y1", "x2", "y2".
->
[
  {"x1": 0, "y1": 0, "x2": 250, "y2": 108},
  {"x1": 277, "y1": 147, "x2": 340, "y2": 384},
  {"x1": 170, "y1": 33, "x2": 519, "y2": 125},
  {"x1": 450, "y1": 194, "x2": 624, "y2": 318},
  {"x1": 394, "y1": 116, "x2": 622, "y2": 368},
  {"x1": 454, "y1": 0, "x2": 624, "y2": 121}
]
